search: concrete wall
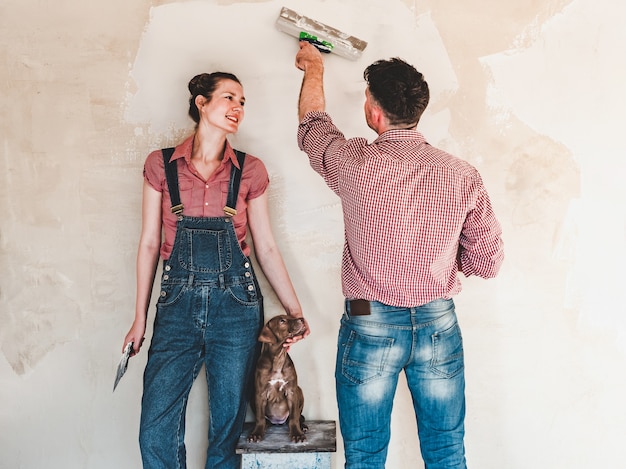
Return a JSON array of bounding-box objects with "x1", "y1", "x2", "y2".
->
[{"x1": 1, "y1": 0, "x2": 625, "y2": 467}]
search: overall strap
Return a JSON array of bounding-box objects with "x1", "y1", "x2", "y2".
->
[
  {"x1": 162, "y1": 147, "x2": 246, "y2": 217},
  {"x1": 223, "y1": 149, "x2": 246, "y2": 217},
  {"x1": 162, "y1": 147, "x2": 184, "y2": 215}
]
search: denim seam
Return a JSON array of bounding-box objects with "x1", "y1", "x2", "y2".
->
[{"x1": 175, "y1": 394, "x2": 187, "y2": 469}]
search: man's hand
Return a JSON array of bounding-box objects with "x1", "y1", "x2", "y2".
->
[{"x1": 295, "y1": 40, "x2": 325, "y2": 72}]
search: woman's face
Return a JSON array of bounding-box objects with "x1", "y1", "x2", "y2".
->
[{"x1": 198, "y1": 79, "x2": 245, "y2": 134}]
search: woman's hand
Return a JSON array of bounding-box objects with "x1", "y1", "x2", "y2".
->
[
  {"x1": 123, "y1": 320, "x2": 146, "y2": 356},
  {"x1": 283, "y1": 314, "x2": 310, "y2": 350}
]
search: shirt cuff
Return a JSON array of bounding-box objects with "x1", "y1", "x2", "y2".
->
[{"x1": 299, "y1": 110, "x2": 331, "y2": 126}]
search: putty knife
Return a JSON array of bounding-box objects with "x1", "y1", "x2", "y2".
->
[
  {"x1": 275, "y1": 6, "x2": 368, "y2": 60},
  {"x1": 113, "y1": 342, "x2": 133, "y2": 392}
]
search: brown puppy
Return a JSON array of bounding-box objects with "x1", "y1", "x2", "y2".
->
[{"x1": 248, "y1": 314, "x2": 307, "y2": 443}]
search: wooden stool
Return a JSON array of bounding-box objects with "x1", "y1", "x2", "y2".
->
[{"x1": 236, "y1": 420, "x2": 336, "y2": 469}]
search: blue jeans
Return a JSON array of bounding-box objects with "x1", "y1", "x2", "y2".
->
[
  {"x1": 139, "y1": 216, "x2": 263, "y2": 469},
  {"x1": 335, "y1": 299, "x2": 467, "y2": 469}
]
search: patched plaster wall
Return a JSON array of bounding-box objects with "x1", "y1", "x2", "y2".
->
[{"x1": 1, "y1": 0, "x2": 625, "y2": 468}]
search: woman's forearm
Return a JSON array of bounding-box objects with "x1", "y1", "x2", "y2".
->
[
  {"x1": 254, "y1": 244, "x2": 303, "y2": 317},
  {"x1": 134, "y1": 241, "x2": 161, "y2": 323}
]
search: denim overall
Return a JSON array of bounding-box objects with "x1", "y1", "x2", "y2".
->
[{"x1": 139, "y1": 148, "x2": 263, "y2": 469}]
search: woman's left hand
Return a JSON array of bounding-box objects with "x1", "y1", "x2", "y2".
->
[{"x1": 283, "y1": 314, "x2": 310, "y2": 350}]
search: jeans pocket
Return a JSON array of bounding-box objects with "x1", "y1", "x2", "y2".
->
[
  {"x1": 226, "y1": 282, "x2": 261, "y2": 306},
  {"x1": 340, "y1": 328, "x2": 393, "y2": 385},
  {"x1": 430, "y1": 322, "x2": 464, "y2": 378},
  {"x1": 157, "y1": 282, "x2": 187, "y2": 307}
]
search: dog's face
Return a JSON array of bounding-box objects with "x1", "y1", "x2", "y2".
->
[{"x1": 258, "y1": 315, "x2": 307, "y2": 345}]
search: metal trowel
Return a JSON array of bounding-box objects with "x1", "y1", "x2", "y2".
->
[
  {"x1": 113, "y1": 342, "x2": 133, "y2": 392},
  {"x1": 275, "y1": 6, "x2": 368, "y2": 60}
]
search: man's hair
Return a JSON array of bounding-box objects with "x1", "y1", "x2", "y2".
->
[{"x1": 364, "y1": 58, "x2": 429, "y2": 127}]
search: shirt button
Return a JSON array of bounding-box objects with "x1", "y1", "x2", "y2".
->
[
  {"x1": 205, "y1": 202, "x2": 209, "y2": 206},
  {"x1": 205, "y1": 184, "x2": 209, "y2": 189}
]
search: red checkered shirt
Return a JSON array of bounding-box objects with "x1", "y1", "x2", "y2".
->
[{"x1": 298, "y1": 111, "x2": 504, "y2": 307}]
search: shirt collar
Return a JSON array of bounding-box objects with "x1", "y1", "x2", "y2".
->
[
  {"x1": 169, "y1": 134, "x2": 241, "y2": 168},
  {"x1": 374, "y1": 128, "x2": 426, "y2": 145}
]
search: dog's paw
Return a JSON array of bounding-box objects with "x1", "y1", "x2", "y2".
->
[
  {"x1": 290, "y1": 431, "x2": 307, "y2": 443},
  {"x1": 247, "y1": 427, "x2": 266, "y2": 443}
]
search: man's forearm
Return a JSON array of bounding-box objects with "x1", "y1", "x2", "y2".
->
[{"x1": 298, "y1": 64, "x2": 325, "y2": 121}]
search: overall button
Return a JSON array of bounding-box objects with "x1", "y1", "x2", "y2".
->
[
  {"x1": 244, "y1": 262, "x2": 250, "y2": 268},
  {"x1": 163, "y1": 275, "x2": 169, "y2": 280},
  {"x1": 165, "y1": 265, "x2": 171, "y2": 271},
  {"x1": 245, "y1": 272, "x2": 251, "y2": 278},
  {"x1": 247, "y1": 285, "x2": 254, "y2": 291},
  {"x1": 160, "y1": 291, "x2": 166, "y2": 297}
]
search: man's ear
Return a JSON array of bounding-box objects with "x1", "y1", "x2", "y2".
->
[
  {"x1": 258, "y1": 324, "x2": 277, "y2": 344},
  {"x1": 370, "y1": 104, "x2": 388, "y2": 131}
]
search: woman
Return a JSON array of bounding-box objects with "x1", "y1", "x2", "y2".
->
[{"x1": 123, "y1": 72, "x2": 308, "y2": 468}]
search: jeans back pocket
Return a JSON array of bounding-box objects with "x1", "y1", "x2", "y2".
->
[
  {"x1": 340, "y1": 328, "x2": 393, "y2": 385},
  {"x1": 430, "y1": 322, "x2": 464, "y2": 378}
]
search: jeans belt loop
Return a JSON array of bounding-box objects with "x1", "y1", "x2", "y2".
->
[{"x1": 349, "y1": 299, "x2": 371, "y2": 316}]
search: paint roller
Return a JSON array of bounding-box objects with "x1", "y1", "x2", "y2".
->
[{"x1": 275, "y1": 6, "x2": 368, "y2": 60}]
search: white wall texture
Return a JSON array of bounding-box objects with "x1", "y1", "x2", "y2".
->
[{"x1": 1, "y1": 0, "x2": 625, "y2": 468}]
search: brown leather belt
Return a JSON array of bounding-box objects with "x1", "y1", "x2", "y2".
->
[{"x1": 348, "y1": 299, "x2": 371, "y2": 316}]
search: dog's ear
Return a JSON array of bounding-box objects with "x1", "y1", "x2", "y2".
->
[{"x1": 258, "y1": 324, "x2": 278, "y2": 344}]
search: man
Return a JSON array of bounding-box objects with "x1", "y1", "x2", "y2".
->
[{"x1": 294, "y1": 41, "x2": 504, "y2": 469}]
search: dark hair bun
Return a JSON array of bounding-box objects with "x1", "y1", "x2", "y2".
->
[{"x1": 188, "y1": 73, "x2": 210, "y2": 96}]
